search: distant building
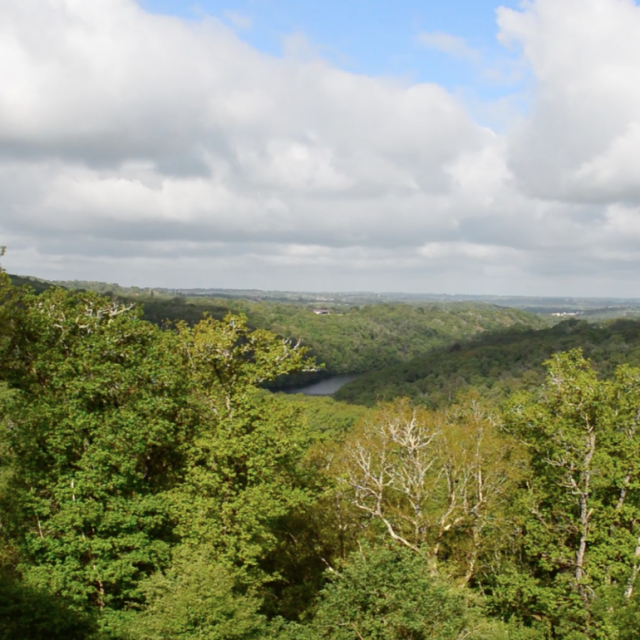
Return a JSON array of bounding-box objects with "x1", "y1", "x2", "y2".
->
[{"x1": 312, "y1": 309, "x2": 331, "y2": 315}]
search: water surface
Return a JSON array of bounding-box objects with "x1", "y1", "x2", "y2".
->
[{"x1": 285, "y1": 374, "x2": 361, "y2": 396}]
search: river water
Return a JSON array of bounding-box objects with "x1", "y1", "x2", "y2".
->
[{"x1": 284, "y1": 374, "x2": 361, "y2": 396}]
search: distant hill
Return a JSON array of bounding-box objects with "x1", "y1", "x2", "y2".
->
[
  {"x1": 335, "y1": 318, "x2": 640, "y2": 407},
  {"x1": 7, "y1": 274, "x2": 54, "y2": 294},
  {"x1": 5, "y1": 273, "x2": 549, "y2": 383},
  {"x1": 108, "y1": 294, "x2": 550, "y2": 382},
  {"x1": 15, "y1": 275, "x2": 640, "y2": 315},
  {"x1": 248, "y1": 301, "x2": 549, "y2": 378}
]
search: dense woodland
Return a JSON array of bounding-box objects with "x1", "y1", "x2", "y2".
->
[
  {"x1": 335, "y1": 318, "x2": 640, "y2": 407},
  {"x1": 4, "y1": 262, "x2": 640, "y2": 639},
  {"x1": 7, "y1": 275, "x2": 548, "y2": 379}
]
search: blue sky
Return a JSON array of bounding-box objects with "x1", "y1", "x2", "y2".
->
[{"x1": 139, "y1": 0, "x2": 526, "y2": 105}]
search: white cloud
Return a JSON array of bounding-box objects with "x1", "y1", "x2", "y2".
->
[
  {"x1": 1, "y1": 0, "x2": 640, "y2": 296},
  {"x1": 499, "y1": 0, "x2": 640, "y2": 204},
  {"x1": 417, "y1": 31, "x2": 480, "y2": 63},
  {"x1": 224, "y1": 10, "x2": 252, "y2": 31}
]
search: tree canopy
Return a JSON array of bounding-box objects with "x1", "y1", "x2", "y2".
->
[{"x1": 3, "y1": 261, "x2": 640, "y2": 639}]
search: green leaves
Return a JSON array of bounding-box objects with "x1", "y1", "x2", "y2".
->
[
  {"x1": 7, "y1": 256, "x2": 640, "y2": 639},
  {"x1": 0, "y1": 289, "x2": 191, "y2": 610},
  {"x1": 171, "y1": 315, "x2": 317, "y2": 573},
  {"x1": 502, "y1": 350, "x2": 640, "y2": 636},
  {"x1": 0, "y1": 565, "x2": 96, "y2": 640},
  {"x1": 337, "y1": 319, "x2": 640, "y2": 408},
  {"x1": 306, "y1": 546, "x2": 524, "y2": 640},
  {"x1": 0, "y1": 287, "x2": 317, "y2": 623},
  {"x1": 336, "y1": 398, "x2": 520, "y2": 584},
  {"x1": 125, "y1": 547, "x2": 268, "y2": 640},
  {"x1": 176, "y1": 313, "x2": 315, "y2": 400}
]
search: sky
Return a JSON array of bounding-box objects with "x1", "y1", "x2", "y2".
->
[{"x1": 1, "y1": 0, "x2": 640, "y2": 296}]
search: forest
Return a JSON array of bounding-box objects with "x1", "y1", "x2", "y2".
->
[
  {"x1": 3, "y1": 261, "x2": 640, "y2": 639},
  {"x1": 334, "y1": 317, "x2": 640, "y2": 407},
  {"x1": 11, "y1": 275, "x2": 548, "y2": 378}
]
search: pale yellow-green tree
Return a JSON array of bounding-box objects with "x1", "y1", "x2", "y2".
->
[{"x1": 336, "y1": 397, "x2": 522, "y2": 583}]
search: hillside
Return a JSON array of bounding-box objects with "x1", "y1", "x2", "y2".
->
[
  {"x1": 7, "y1": 274, "x2": 549, "y2": 379},
  {"x1": 7, "y1": 273, "x2": 53, "y2": 294},
  {"x1": 335, "y1": 318, "x2": 640, "y2": 406},
  {"x1": 5, "y1": 269, "x2": 640, "y2": 638},
  {"x1": 240, "y1": 300, "x2": 551, "y2": 376}
]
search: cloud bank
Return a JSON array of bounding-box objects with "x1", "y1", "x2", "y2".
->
[{"x1": 1, "y1": 0, "x2": 640, "y2": 295}]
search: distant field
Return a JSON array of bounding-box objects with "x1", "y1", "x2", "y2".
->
[{"x1": 11, "y1": 273, "x2": 640, "y2": 314}]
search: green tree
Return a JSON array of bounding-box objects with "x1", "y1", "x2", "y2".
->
[
  {"x1": 0, "y1": 285, "x2": 317, "y2": 629},
  {"x1": 501, "y1": 350, "x2": 640, "y2": 637},
  {"x1": 299, "y1": 546, "x2": 539, "y2": 640},
  {"x1": 169, "y1": 315, "x2": 317, "y2": 578},
  {"x1": 336, "y1": 398, "x2": 521, "y2": 583},
  {"x1": 126, "y1": 547, "x2": 267, "y2": 640},
  {"x1": 0, "y1": 288, "x2": 192, "y2": 613},
  {"x1": 0, "y1": 560, "x2": 96, "y2": 640},
  {"x1": 336, "y1": 319, "x2": 640, "y2": 409},
  {"x1": 0, "y1": 247, "x2": 26, "y2": 367},
  {"x1": 310, "y1": 546, "x2": 470, "y2": 640}
]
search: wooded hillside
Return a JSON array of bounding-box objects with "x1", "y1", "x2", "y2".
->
[
  {"x1": 336, "y1": 317, "x2": 640, "y2": 407},
  {"x1": 8, "y1": 274, "x2": 549, "y2": 378},
  {"x1": 3, "y1": 265, "x2": 640, "y2": 639}
]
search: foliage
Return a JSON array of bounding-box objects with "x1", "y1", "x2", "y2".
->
[
  {"x1": 299, "y1": 546, "x2": 540, "y2": 640},
  {"x1": 6, "y1": 272, "x2": 53, "y2": 294},
  {"x1": 8, "y1": 267, "x2": 549, "y2": 384},
  {"x1": 0, "y1": 288, "x2": 192, "y2": 610},
  {"x1": 307, "y1": 546, "x2": 471, "y2": 640},
  {"x1": 124, "y1": 547, "x2": 268, "y2": 640},
  {"x1": 0, "y1": 264, "x2": 319, "y2": 632},
  {"x1": 0, "y1": 249, "x2": 26, "y2": 361},
  {"x1": 250, "y1": 302, "x2": 547, "y2": 378},
  {"x1": 336, "y1": 318, "x2": 640, "y2": 407},
  {"x1": 57, "y1": 287, "x2": 547, "y2": 379},
  {"x1": 6, "y1": 258, "x2": 640, "y2": 639},
  {"x1": 168, "y1": 315, "x2": 318, "y2": 575},
  {"x1": 0, "y1": 561, "x2": 96, "y2": 640},
  {"x1": 497, "y1": 350, "x2": 640, "y2": 638},
  {"x1": 278, "y1": 394, "x2": 370, "y2": 441},
  {"x1": 334, "y1": 398, "x2": 522, "y2": 583}
]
